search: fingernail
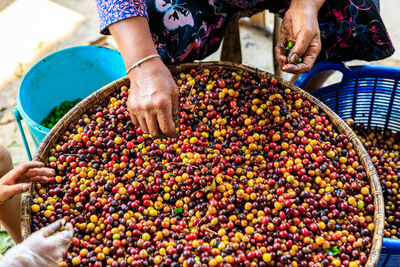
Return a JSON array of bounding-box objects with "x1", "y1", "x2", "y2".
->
[
  {"x1": 22, "y1": 183, "x2": 30, "y2": 191},
  {"x1": 290, "y1": 54, "x2": 299, "y2": 64}
]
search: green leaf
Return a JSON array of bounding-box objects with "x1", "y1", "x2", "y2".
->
[
  {"x1": 169, "y1": 173, "x2": 176, "y2": 177},
  {"x1": 237, "y1": 70, "x2": 243, "y2": 76},
  {"x1": 7, "y1": 141, "x2": 19, "y2": 148},
  {"x1": 173, "y1": 207, "x2": 183, "y2": 214},
  {"x1": 0, "y1": 230, "x2": 14, "y2": 254},
  {"x1": 211, "y1": 179, "x2": 216, "y2": 187},
  {"x1": 325, "y1": 246, "x2": 340, "y2": 256}
]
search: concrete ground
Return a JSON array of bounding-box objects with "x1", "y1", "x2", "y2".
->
[{"x1": 0, "y1": 0, "x2": 399, "y2": 166}]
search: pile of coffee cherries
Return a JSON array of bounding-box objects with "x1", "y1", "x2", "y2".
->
[
  {"x1": 31, "y1": 68, "x2": 375, "y2": 267},
  {"x1": 348, "y1": 121, "x2": 400, "y2": 238}
]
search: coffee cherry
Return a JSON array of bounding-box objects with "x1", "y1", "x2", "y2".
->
[
  {"x1": 351, "y1": 123, "x2": 400, "y2": 238},
  {"x1": 32, "y1": 68, "x2": 374, "y2": 266}
]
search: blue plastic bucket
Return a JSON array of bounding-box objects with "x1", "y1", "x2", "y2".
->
[
  {"x1": 296, "y1": 61, "x2": 400, "y2": 267},
  {"x1": 15, "y1": 45, "x2": 126, "y2": 159}
]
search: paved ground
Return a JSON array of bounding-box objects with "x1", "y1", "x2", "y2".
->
[{"x1": 0, "y1": 0, "x2": 399, "y2": 166}]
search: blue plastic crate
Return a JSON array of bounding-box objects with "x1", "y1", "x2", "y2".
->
[{"x1": 296, "y1": 62, "x2": 400, "y2": 266}]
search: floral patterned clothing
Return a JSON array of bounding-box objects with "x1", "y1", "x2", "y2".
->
[{"x1": 94, "y1": 0, "x2": 395, "y2": 63}]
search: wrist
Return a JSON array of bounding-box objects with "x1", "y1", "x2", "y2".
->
[
  {"x1": 289, "y1": 0, "x2": 325, "y2": 13},
  {"x1": 128, "y1": 57, "x2": 165, "y2": 80},
  {"x1": 126, "y1": 54, "x2": 161, "y2": 75},
  {"x1": 109, "y1": 16, "x2": 159, "y2": 70}
]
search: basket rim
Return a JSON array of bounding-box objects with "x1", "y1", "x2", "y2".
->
[{"x1": 22, "y1": 61, "x2": 385, "y2": 267}]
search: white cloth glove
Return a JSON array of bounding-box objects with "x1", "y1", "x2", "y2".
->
[{"x1": 0, "y1": 219, "x2": 73, "y2": 267}]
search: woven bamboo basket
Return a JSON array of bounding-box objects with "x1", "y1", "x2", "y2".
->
[{"x1": 21, "y1": 61, "x2": 385, "y2": 266}]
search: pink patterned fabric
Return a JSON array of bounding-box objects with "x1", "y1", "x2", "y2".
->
[
  {"x1": 95, "y1": 0, "x2": 148, "y2": 34},
  {"x1": 94, "y1": 0, "x2": 395, "y2": 63}
]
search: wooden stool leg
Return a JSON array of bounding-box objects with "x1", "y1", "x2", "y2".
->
[
  {"x1": 250, "y1": 12, "x2": 266, "y2": 28},
  {"x1": 273, "y1": 16, "x2": 282, "y2": 77},
  {"x1": 221, "y1": 13, "x2": 242, "y2": 63}
]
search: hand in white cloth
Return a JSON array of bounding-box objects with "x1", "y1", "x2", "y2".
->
[{"x1": 0, "y1": 219, "x2": 73, "y2": 267}]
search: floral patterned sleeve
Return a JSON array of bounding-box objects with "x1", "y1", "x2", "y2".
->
[{"x1": 95, "y1": 0, "x2": 148, "y2": 35}]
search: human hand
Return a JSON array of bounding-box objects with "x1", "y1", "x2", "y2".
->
[
  {"x1": 1, "y1": 219, "x2": 73, "y2": 267},
  {"x1": 0, "y1": 161, "x2": 54, "y2": 202},
  {"x1": 127, "y1": 58, "x2": 179, "y2": 138},
  {"x1": 275, "y1": 1, "x2": 323, "y2": 74}
]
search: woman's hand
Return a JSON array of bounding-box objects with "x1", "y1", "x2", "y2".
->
[
  {"x1": 127, "y1": 58, "x2": 179, "y2": 138},
  {"x1": 276, "y1": 0, "x2": 325, "y2": 74},
  {"x1": 109, "y1": 17, "x2": 179, "y2": 138},
  {"x1": 0, "y1": 161, "x2": 54, "y2": 202}
]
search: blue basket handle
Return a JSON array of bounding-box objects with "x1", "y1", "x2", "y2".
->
[
  {"x1": 13, "y1": 108, "x2": 32, "y2": 161},
  {"x1": 382, "y1": 238, "x2": 400, "y2": 254},
  {"x1": 295, "y1": 61, "x2": 350, "y2": 89}
]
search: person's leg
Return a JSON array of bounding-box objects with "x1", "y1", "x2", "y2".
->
[
  {"x1": 0, "y1": 145, "x2": 22, "y2": 243},
  {"x1": 302, "y1": 70, "x2": 334, "y2": 92},
  {"x1": 290, "y1": 71, "x2": 334, "y2": 93}
]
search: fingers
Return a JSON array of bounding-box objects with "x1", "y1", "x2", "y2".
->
[
  {"x1": 282, "y1": 62, "x2": 311, "y2": 74},
  {"x1": 171, "y1": 86, "x2": 180, "y2": 128},
  {"x1": 127, "y1": 89, "x2": 151, "y2": 134},
  {"x1": 282, "y1": 37, "x2": 321, "y2": 74},
  {"x1": 41, "y1": 219, "x2": 64, "y2": 237},
  {"x1": 127, "y1": 65, "x2": 179, "y2": 138},
  {"x1": 127, "y1": 90, "x2": 141, "y2": 128},
  {"x1": 64, "y1": 221, "x2": 73, "y2": 233},
  {"x1": 287, "y1": 31, "x2": 308, "y2": 64},
  {"x1": 276, "y1": 16, "x2": 293, "y2": 70},
  {"x1": 130, "y1": 113, "x2": 140, "y2": 127},
  {"x1": 144, "y1": 99, "x2": 179, "y2": 138},
  {"x1": 146, "y1": 113, "x2": 162, "y2": 137},
  {"x1": 157, "y1": 104, "x2": 179, "y2": 138},
  {"x1": 128, "y1": 89, "x2": 176, "y2": 138},
  {"x1": 1, "y1": 161, "x2": 54, "y2": 185},
  {"x1": 24, "y1": 167, "x2": 55, "y2": 180},
  {"x1": 275, "y1": 39, "x2": 288, "y2": 67},
  {"x1": 282, "y1": 53, "x2": 315, "y2": 73},
  {"x1": 276, "y1": 6, "x2": 322, "y2": 74},
  {"x1": 19, "y1": 161, "x2": 45, "y2": 171},
  {"x1": 29, "y1": 176, "x2": 51, "y2": 183},
  {"x1": 49, "y1": 222, "x2": 74, "y2": 247},
  {"x1": 0, "y1": 183, "x2": 30, "y2": 201},
  {"x1": 137, "y1": 116, "x2": 149, "y2": 134},
  {"x1": 1, "y1": 161, "x2": 43, "y2": 183}
]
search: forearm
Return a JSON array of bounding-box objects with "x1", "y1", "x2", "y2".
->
[{"x1": 109, "y1": 17, "x2": 158, "y2": 70}]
